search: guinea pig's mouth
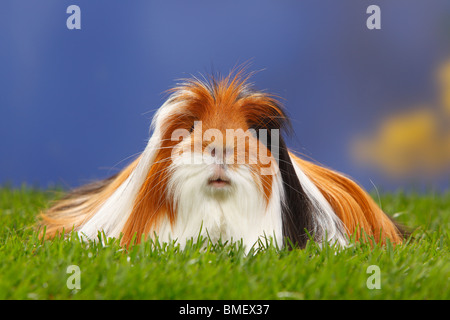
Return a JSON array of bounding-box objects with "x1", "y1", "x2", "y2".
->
[
  {"x1": 207, "y1": 164, "x2": 232, "y2": 189},
  {"x1": 207, "y1": 177, "x2": 231, "y2": 188}
]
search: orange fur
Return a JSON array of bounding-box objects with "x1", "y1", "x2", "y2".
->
[
  {"x1": 120, "y1": 148, "x2": 175, "y2": 246},
  {"x1": 290, "y1": 153, "x2": 404, "y2": 245},
  {"x1": 39, "y1": 155, "x2": 141, "y2": 238}
]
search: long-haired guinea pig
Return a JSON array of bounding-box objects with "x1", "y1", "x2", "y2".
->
[{"x1": 39, "y1": 70, "x2": 406, "y2": 249}]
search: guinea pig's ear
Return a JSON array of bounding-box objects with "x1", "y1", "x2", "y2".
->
[{"x1": 277, "y1": 137, "x2": 316, "y2": 249}]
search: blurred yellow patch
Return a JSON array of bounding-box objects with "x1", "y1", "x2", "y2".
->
[
  {"x1": 352, "y1": 60, "x2": 450, "y2": 178},
  {"x1": 438, "y1": 60, "x2": 450, "y2": 115}
]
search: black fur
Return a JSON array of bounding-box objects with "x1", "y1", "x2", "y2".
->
[
  {"x1": 277, "y1": 138, "x2": 316, "y2": 248},
  {"x1": 249, "y1": 100, "x2": 316, "y2": 249}
]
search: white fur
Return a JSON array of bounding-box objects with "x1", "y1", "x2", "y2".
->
[
  {"x1": 78, "y1": 96, "x2": 183, "y2": 240},
  {"x1": 289, "y1": 156, "x2": 348, "y2": 246},
  {"x1": 156, "y1": 149, "x2": 284, "y2": 250}
]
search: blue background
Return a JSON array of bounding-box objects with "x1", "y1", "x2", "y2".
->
[{"x1": 1, "y1": 1, "x2": 449, "y2": 191}]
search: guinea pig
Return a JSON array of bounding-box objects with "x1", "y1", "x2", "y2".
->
[{"x1": 39, "y1": 70, "x2": 405, "y2": 250}]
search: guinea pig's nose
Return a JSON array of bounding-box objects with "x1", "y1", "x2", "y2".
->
[{"x1": 209, "y1": 145, "x2": 234, "y2": 162}]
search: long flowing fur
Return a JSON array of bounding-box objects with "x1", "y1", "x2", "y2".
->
[
  {"x1": 39, "y1": 70, "x2": 405, "y2": 249},
  {"x1": 291, "y1": 154, "x2": 405, "y2": 244}
]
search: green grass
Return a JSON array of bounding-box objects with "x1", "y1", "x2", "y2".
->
[{"x1": 0, "y1": 186, "x2": 448, "y2": 300}]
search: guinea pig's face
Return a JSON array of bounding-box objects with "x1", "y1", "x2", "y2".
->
[{"x1": 156, "y1": 80, "x2": 286, "y2": 204}]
